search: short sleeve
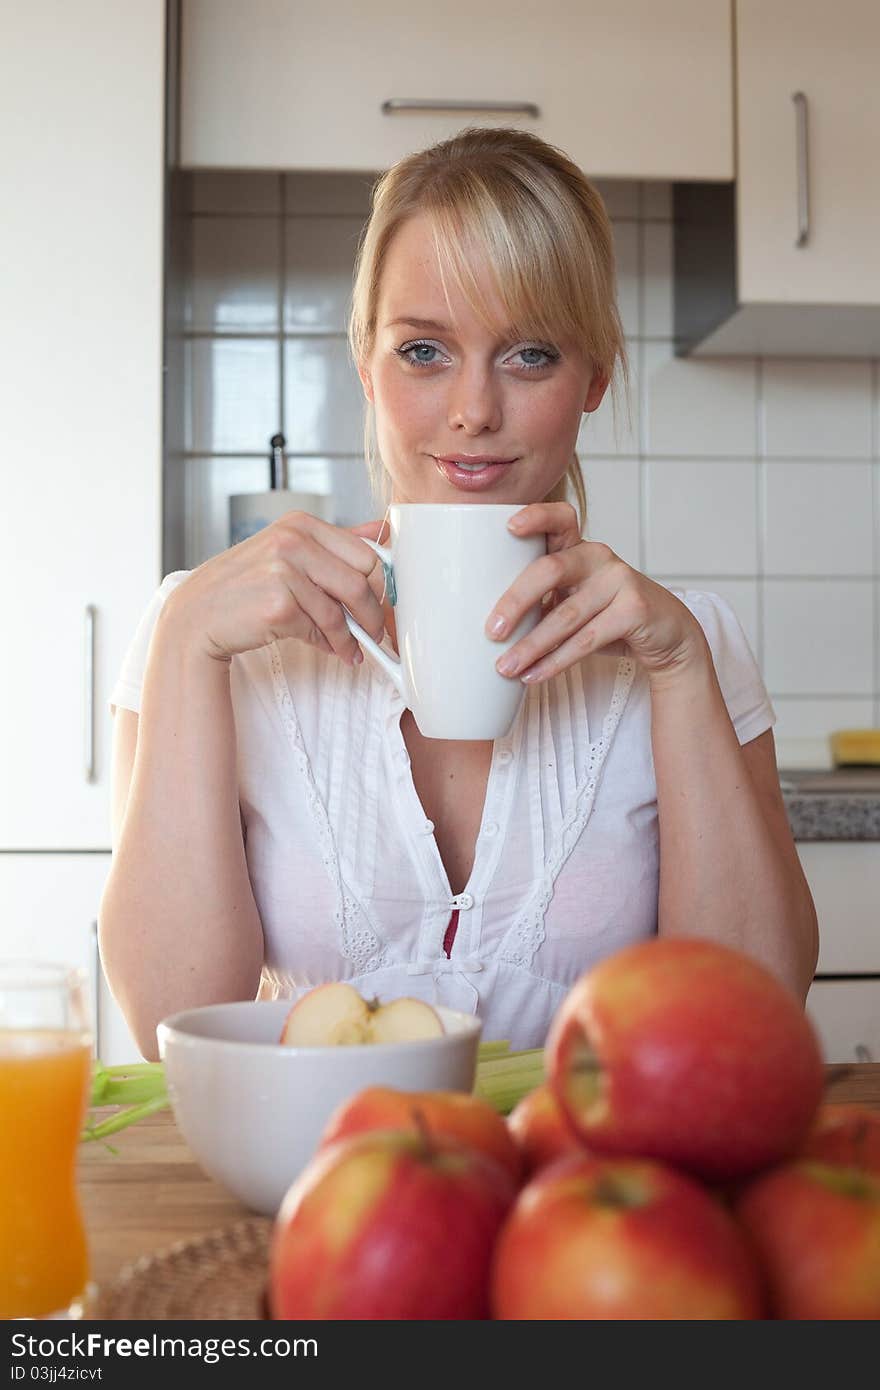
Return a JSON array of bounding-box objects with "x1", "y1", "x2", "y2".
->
[
  {"x1": 109, "y1": 571, "x2": 192, "y2": 714},
  {"x1": 674, "y1": 589, "x2": 776, "y2": 746}
]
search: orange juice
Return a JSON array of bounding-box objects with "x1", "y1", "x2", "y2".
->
[{"x1": 0, "y1": 1028, "x2": 92, "y2": 1319}]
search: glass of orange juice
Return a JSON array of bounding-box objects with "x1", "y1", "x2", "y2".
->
[{"x1": 0, "y1": 961, "x2": 94, "y2": 1320}]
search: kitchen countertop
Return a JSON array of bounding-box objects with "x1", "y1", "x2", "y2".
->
[
  {"x1": 78, "y1": 1063, "x2": 880, "y2": 1313},
  {"x1": 780, "y1": 768, "x2": 880, "y2": 841}
]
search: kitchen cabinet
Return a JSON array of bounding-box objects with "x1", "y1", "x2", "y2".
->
[
  {"x1": 180, "y1": 0, "x2": 733, "y2": 180},
  {"x1": 0, "y1": 3, "x2": 162, "y2": 1062},
  {"x1": 807, "y1": 982, "x2": 880, "y2": 1067},
  {"x1": 0, "y1": 0, "x2": 166, "y2": 848},
  {"x1": 799, "y1": 843, "x2": 880, "y2": 1063},
  {"x1": 0, "y1": 855, "x2": 141, "y2": 1066},
  {"x1": 674, "y1": 0, "x2": 880, "y2": 357}
]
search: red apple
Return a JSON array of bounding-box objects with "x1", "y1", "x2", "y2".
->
[
  {"x1": 491, "y1": 1152, "x2": 764, "y2": 1319},
  {"x1": 268, "y1": 1126, "x2": 516, "y2": 1319},
  {"x1": 507, "y1": 1083, "x2": 586, "y2": 1176},
  {"x1": 318, "y1": 1086, "x2": 524, "y2": 1185},
  {"x1": 799, "y1": 1103, "x2": 880, "y2": 1175},
  {"x1": 735, "y1": 1159, "x2": 880, "y2": 1319},
  {"x1": 546, "y1": 937, "x2": 825, "y2": 1181}
]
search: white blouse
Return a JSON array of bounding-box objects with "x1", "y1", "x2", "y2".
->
[{"x1": 110, "y1": 574, "x2": 776, "y2": 1050}]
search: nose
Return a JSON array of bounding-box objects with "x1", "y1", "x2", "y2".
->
[{"x1": 446, "y1": 362, "x2": 503, "y2": 435}]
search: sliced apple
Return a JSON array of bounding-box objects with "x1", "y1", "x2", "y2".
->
[
  {"x1": 280, "y1": 982, "x2": 372, "y2": 1046},
  {"x1": 279, "y1": 982, "x2": 444, "y2": 1047},
  {"x1": 368, "y1": 996, "x2": 445, "y2": 1044}
]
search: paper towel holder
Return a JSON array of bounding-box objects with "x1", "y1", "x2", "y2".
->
[
  {"x1": 229, "y1": 432, "x2": 334, "y2": 547},
  {"x1": 269, "y1": 432, "x2": 288, "y2": 490}
]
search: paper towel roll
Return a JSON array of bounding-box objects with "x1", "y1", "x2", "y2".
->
[{"x1": 229, "y1": 490, "x2": 335, "y2": 546}]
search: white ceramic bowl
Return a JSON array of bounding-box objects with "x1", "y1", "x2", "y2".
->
[{"x1": 157, "y1": 999, "x2": 483, "y2": 1215}]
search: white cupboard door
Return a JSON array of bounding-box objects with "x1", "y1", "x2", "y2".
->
[
  {"x1": 181, "y1": 0, "x2": 732, "y2": 179},
  {"x1": 0, "y1": 1, "x2": 165, "y2": 849},
  {"x1": 807, "y1": 980, "x2": 880, "y2": 1065},
  {"x1": 0, "y1": 854, "x2": 141, "y2": 1067},
  {"x1": 736, "y1": 0, "x2": 880, "y2": 305},
  {"x1": 798, "y1": 844, "x2": 880, "y2": 975}
]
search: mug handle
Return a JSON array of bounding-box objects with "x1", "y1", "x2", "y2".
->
[{"x1": 343, "y1": 538, "x2": 407, "y2": 701}]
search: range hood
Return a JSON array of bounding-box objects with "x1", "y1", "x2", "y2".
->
[{"x1": 672, "y1": 182, "x2": 880, "y2": 359}]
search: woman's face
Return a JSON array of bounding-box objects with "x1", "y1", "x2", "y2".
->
[{"x1": 359, "y1": 212, "x2": 609, "y2": 505}]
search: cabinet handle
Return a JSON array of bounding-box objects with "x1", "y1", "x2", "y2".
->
[
  {"x1": 855, "y1": 1044, "x2": 873, "y2": 1063},
  {"x1": 792, "y1": 91, "x2": 810, "y2": 247},
  {"x1": 84, "y1": 604, "x2": 96, "y2": 783},
  {"x1": 382, "y1": 98, "x2": 540, "y2": 118}
]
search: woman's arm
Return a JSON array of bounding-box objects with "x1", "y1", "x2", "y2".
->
[
  {"x1": 99, "y1": 512, "x2": 389, "y2": 1060},
  {"x1": 99, "y1": 607, "x2": 265, "y2": 1061},
  {"x1": 487, "y1": 501, "x2": 819, "y2": 1001},
  {"x1": 649, "y1": 649, "x2": 819, "y2": 1001}
]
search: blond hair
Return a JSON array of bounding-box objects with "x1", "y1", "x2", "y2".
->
[{"x1": 347, "y1": 126, "x2": 630, "y2": 533}]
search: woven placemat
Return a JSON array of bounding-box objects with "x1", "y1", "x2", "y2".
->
[{"x1": 90, "y1": 1217, "x2": 274, "y2": 1320}]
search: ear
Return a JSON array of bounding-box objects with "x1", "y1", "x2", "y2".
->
[
  {"x1": 357, "y1": 361, "x2": 374, "y2": 404},
  {"x1": 584, "y1": 371, "x2": 610, "y2": 413}
]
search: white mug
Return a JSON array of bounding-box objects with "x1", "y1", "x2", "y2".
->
[{"x1": 343, "y1": 504, "x2": 547, "y2": 739}]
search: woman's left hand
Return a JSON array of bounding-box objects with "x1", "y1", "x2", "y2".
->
[{"x1": 487, "y1": 502, "x2": 709, "y2": 686}]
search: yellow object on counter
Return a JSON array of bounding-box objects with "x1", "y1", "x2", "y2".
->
[{"x1": 829, "y1": 729, "x2": 880, "y2": 766}]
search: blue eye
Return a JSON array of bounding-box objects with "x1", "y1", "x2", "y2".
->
[
  {"x1": 395, "y1": 340, "x2": 559, "y2": 372},
  {"x1": 516, "y1": 347, "x2": 558, "y2": 370},
  {"x1": 396, "y1": 341, "x2": 443, "y2": 368}
]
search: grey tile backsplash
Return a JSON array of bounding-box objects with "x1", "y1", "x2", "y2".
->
[{"x1": 177, "y1": 170, "x2": 880, "y2": 763}]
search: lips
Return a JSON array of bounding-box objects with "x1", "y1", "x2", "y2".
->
[{"x1": 433, "y1": 456, "x2": 518, "y2": 492}]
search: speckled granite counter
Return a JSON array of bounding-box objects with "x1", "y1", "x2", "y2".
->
[{"x1": 780, "y1": 769, "x2": 880, "y2": 841}]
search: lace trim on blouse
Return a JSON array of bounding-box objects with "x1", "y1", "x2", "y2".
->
[
  {"x1": 268, "y1": 643, "x2": 390, "y2": 975},
  {"x1": 497, "y1": 655, "x2": 638, "y2": 969}
]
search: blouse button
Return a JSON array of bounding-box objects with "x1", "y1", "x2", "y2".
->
[
  {"x1": 483, "y1": 822, "x2": 499, "y2": 838},
  {"x1": 423, "y1": 820, "x2": 435, "y2": 834},
  {"x1": 454, "y1": 892, "x2": 475, "y2": 910}
]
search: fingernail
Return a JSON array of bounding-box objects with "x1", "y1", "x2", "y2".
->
[
  {"x1": 496, "y1": 654, "x2": 518, "y2": 676},
  {"x1": 488, "y1": 614, "x2": 507, "y2": 637},
  {"x1": 352, "y1": 649, "x2": 364, "y2": 665}
]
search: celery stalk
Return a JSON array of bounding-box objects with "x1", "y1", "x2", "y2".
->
[
  {"x1": 81, "y1": 1060, "x2": 169, "y2": 1143},
  {"x1": 473, "y1": 1047, "x2": 544, "y2": 1114},
  {"x1": 81, "y1": 1093, "x2": 170, "y2": 1142},
  {"x1": 79, "y1": 1039, "x2": 546, "y2": 1145}
]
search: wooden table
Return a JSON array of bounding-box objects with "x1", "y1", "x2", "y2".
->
[{"x1": 79, "y1": 1064, "x2": 880, "y2": 1294}]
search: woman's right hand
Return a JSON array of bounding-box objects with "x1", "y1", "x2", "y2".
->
[{"x1": 161, "y1": 511, "x2": 389, "y2": 666}]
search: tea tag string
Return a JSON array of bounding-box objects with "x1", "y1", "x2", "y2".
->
[{"x1": 378, "y1": 502, "x2": 393, "y2": 605}]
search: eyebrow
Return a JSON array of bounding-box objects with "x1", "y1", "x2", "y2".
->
[
  {"x1": 386, "y1": 317, "x2": 458, "y2": 332},
  {"x1": 385, "y1": 316, "x2": 520, "y2": 339}
]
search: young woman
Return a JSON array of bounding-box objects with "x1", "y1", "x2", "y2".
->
[{"x1": 100, "y1": 127, "x2": 818, "y2": 1060}]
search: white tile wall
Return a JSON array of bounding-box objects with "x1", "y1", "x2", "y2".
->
[
  {"x1": 581, "y1": 457, "x2": 640, "y2": 566},
  {"x1": 641, "y1": 222, "x2": 674, "y2": 338},
  {"x1": 761, "y1": 360, "x2": 874, "y2": 459},
  {"x1": 188, "y1": 217, "x2": 280, "y2": 332},
  {"x1": 612, "y1": 221, "x2": 639, "y2": 340},
  {"x1": 186, "y1": 337, "x2": 279, "y2": 453},
  {"x1": 642, "y1": 342, "x2": 758, "y2": 456},
  {"x1": 645, "y1": 459, "x2": 758, "y2": 575},
  {"x1": 284, "y1": 217, "x2": 366, "y2": 332},
  {"x1": 763, "y1": 581, "x2": 874, "y2": 695},
  {"x1": 182, "y1": 171, "x2": 880, "y2": 758},
  {"x1": 763, "y1": 462, "x2": 874, "y2": 576},
  {"x1": 282, "y1": 338, "x2": 364, "y2": 454}
]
